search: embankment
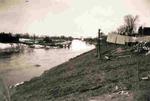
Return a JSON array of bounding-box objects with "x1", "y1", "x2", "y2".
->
[{"x1": 10, "y1": 43, "x2": 150, "y2": 101}]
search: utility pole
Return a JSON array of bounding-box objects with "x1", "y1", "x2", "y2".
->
[{"x1": 97, "y1": 29, "x2": 101, "y2": 59}]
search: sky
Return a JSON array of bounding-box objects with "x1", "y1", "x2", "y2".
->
[{"x1": 0, "y1": 0, "x2": 150, "y2": 37}]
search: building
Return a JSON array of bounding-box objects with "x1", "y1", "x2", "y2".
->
[
  {"x1": 138, "y1": 27, "x2": 150, "y2": 36},
  {"x1": 107, "y1": 33, "x2": 137, "y2": 45},
  {"x1": 107, "y1": 27, "x2": 150, "y2": 45}
]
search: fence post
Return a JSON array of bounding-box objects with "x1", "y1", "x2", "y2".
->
[{"x1": 97, "y1": 29, "x2": 101, "y2": 59}]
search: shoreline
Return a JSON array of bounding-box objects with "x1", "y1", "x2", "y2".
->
[
  {"x1": 8, "y1": 47, "x2": 95, "y2": 88},
  {"x1": 0, "y1": 40, "x2": 94, "y2": 87}
]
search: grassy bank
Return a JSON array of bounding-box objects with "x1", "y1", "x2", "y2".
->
[{"x1": 10, "y1": 43, "x2": 150, "y2": 101}]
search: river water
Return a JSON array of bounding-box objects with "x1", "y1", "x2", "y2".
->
[{"x1": 0, "y1": 40, "x2": 95, "y2": 86}]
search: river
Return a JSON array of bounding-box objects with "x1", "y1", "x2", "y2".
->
[{"x1": 0, "y1": 40, "x2": 95, "y2": 86}]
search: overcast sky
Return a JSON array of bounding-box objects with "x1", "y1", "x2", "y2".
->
[{"x1": 0, "y1": 0, "x2": 150, "y2": 37}]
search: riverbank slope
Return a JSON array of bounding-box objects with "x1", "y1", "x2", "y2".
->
[{"x1": 11, "y1": 43, "x2": 150, "y2": 101}]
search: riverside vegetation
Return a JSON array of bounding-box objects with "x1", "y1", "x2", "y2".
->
[{"x1": 6, "y1": 41, "x2": 150, "y2": 101}]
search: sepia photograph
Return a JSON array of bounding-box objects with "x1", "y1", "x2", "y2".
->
[{"x1": 0, "y1": 0, "x2": 150, "y2": 101}]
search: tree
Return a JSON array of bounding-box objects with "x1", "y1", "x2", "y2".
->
[
  {"x1": 124, "y1": 15, "x2": 138, "y2": 35},
  {"x1": 117, "y1": 15, "x2": 139, "y2": 36},
  {"x1": 117, "y1": 25, "x2": 127, "y2": 35},
  {"x1": 43, "y1": 36, "x2": 52, "y2": 43}
]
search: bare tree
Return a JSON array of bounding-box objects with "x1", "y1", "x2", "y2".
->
[
  {"x1": 117, "y1": 25, "x2": 127, "y2": 35},
  {"x1": 117, "y1": 15, "x2": 139, "y2": 36},
  {"x1": 124, "y1": 15, "x2": 138, "y2": 35}
]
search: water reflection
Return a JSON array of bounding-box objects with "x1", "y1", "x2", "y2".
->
[
  {"x1": 0, "y1": 40, "x2": 94, "y2": 86},
  {"x1": 71, "y1": 40, "x2": 92, "y2": 51}
]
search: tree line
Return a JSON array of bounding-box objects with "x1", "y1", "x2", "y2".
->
[{"x1": 0, "y1": 32, "x2": 73, "y2": 43}]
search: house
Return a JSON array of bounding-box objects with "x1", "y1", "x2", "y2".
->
[{"x1": 138, "y1": 27, "x2": 150, "y2": 36}]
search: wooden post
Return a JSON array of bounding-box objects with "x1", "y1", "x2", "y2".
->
[{"x1": 97, "y1": 29, "x2": 101, "y2": 59}]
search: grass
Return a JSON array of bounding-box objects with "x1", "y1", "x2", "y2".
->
[
  {"x1": 10, "y1": 42, "x2": 150, "y2": 101},
  {"x1": 0, "y1": 77, "x2": 11, "y2": 101}
]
